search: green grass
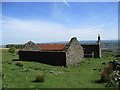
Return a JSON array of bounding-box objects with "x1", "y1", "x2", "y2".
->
[{"x1": 2, "y1": 49, "x2": 119, "y2": 88}]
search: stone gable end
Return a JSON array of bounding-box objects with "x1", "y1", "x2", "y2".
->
[
  {"x1": 65, "y1": 37, "x2": 84, "y2": 66},
  {"x1": 21, "y1": 41, "x2": 41, "y2": 51}
]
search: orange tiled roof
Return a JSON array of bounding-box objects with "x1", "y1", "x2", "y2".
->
[{"x1": 36, "y1": 44, "x2": 67, "y2": 50}]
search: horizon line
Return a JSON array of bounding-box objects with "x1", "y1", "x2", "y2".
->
[{"x1": 2, "y1": 39, "x2": 119, "y2": 45}]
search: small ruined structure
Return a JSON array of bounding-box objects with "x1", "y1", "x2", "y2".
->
[
  {"x1": 19, "y1": 37, "x2": 84, "y2": 66},
  {"x1": 81, "y1": 34, "x2": 101, "y2": 58}
]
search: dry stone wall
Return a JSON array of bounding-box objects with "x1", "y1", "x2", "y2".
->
[
  {"x1": 81, "y1": 44, "x2": 101, "y2": 58},
  {"x1": 21, "y1": 41, "x2": 41, "y2": 51},
  {"x1": 19, "y1": 51, "x2": 66, "y2": 66}
]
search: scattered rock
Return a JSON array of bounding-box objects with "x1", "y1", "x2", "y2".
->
[
  {"x1": 101, "y1": 60, "x2": 120, "y2": 87},
  {"x1": 49, "y1": 71, "x2": 54, "y2": 73},
  {"x1": 11, "y1": 68, "x2": 31, "y2": 72},
  {"x1": 115, "y1": 71, "x2": 120, "y2": 77},
  {"x1": 99, "y1": 68, "x2": 103, "y2": 71},
  {"x1": 62, "y1": 70, "x2": 70, "y2": 72},
  {"x1": 17, "y1": 69, "x2": 31, "y2": 72},
  {"x1": 29, "y1": 66, "x2": 50, "y2": 71},
  {"x1": 55, "y1": 71, "x2": 64, "y2": 74},
  {"x1": 49, "y1": 70, "x2": 65, "y2": 74},
  {"x1": 114, "y1": 78, "x2": 118, "y2": 82}
]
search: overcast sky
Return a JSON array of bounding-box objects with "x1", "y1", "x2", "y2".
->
[{"x1": 2, "y1": 2, "x2": 118, "y2": 44}]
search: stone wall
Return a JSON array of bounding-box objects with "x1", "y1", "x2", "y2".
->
[
  {"x1": 21, "y1": 41, "x2": 41, "y2": 51},
  {"x1": 65, "y1": 37, "x2": 84, "y2": 66},
  {"x1": 81, "y1": 44, "x2": 101, "y2": 58},
  {"x1": 19, "y1": 51, "x2": 66, "y2": 66}
]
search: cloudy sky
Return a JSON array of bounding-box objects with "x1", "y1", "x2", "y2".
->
[{"x1": 2, "y1": 2, "x2": 118, "y2": 44}]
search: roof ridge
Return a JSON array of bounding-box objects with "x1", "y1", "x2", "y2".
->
[{"x1": 36, "y1": 43, "x2": 68, "y2": 50}]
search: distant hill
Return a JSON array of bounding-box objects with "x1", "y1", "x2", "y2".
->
[
  {"x1": 36, "y1": 40, "x2": 118, "y2": 44},
  {"x1": 36, "y1": 40, "x2": 97, "y2": 44},
  {"x1": 1, "y1": 40, "x2": 118, "y2": 49},
  {"x1": 101, "y1": 40, "x2": 118, "y2": 52}
]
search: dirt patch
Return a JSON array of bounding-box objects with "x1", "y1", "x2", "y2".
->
[{"x1": 0, "y1": 48, "x2": 9, "y2": 50}]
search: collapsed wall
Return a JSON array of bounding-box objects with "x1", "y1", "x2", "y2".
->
[{"x1": 81, "y1": 44, "x2": 101, "y2": 58}]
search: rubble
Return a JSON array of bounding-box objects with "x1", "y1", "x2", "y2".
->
[{"x1": 106, "y1": 60, "x2": 120, "y2": 87}]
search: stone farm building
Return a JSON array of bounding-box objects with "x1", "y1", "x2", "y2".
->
[
  {"x1": 19, "y1": 37, "x2": 84, "y2": 67},
  {"x1": 19, "y1": 35, "x2": 101, "y2": 67}
]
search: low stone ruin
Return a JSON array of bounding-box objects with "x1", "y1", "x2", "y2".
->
[
  {"x1": 101, "y1": 60, "x2": 120, "y2": 87},
  {"x1": 111, "y1": 60, "x2": 120, "y2": 86}
]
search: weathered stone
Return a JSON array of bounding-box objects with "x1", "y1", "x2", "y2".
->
[
  {"x1": 114, "y1": 78, "x2": 118, "y2": 82},
  {"x1": 49, "y1": 71, "x2": 55, "y2": 73},
  {"x1": 21, "y1": 41, "x2": 41, "y2": 51},
  {"x1": 99, "y1": 68, "x2": 103, "y2": 71},
  {"x1": 101, "y1": 60, "x2": 120, "y2": 87},
  {"x1": 65, "y1": 37, "x2": 84, "y2": 67}
]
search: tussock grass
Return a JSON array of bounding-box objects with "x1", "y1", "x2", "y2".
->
[
  {"x1": 7, "y1": 61, "x2": 13, "y2": 64},
  {"x1": 16, "y1": 61, "x2": 23, "y2": 67},
  {"x1": 35, "y1": 73, "x2": 45, "y2": 82}
]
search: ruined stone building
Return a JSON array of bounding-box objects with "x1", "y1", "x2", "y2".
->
[
  {"x1": 19, "y1": 35, "x2": 101, "y2": 66},
  {"x1": 81, "y1": 34, "x2": 101, "y2": 58},
  {"x1": 19, "y1": 37, "x2": 84, "y2": 66}
]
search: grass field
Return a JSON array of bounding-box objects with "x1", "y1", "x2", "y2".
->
[{"x1": 1, "y1": 49, "x2": 119, "y2": 88}]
